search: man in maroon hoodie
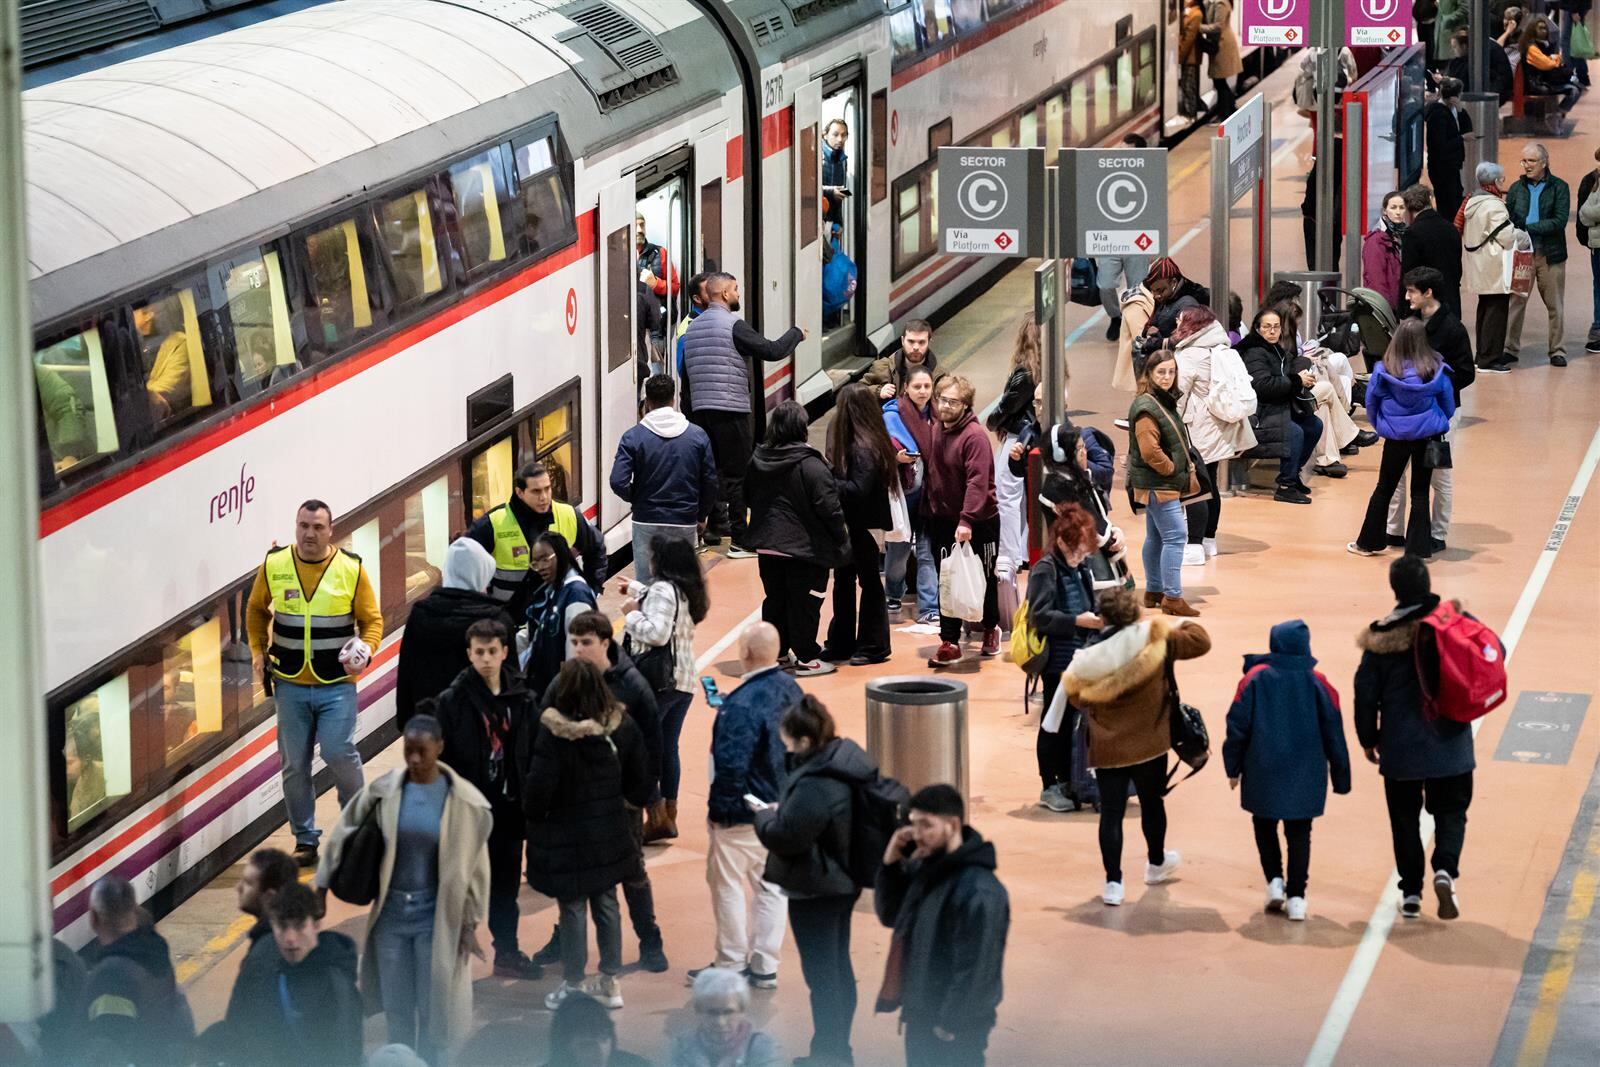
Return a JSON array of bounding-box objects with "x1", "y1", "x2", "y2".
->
[{"x1": 924, "y1": 374, "x2": 1002, "y2": 665}]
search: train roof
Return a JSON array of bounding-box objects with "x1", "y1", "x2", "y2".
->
[{"x1": 25, "y1": 0, "x2": 734, "y2": 328}]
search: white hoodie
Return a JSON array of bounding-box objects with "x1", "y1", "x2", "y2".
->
[{"x1": 641, "y1": 406, "x2": 689, "y2": 439}]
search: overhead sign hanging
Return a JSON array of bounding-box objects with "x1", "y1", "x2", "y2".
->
[
  {"x1": 1345, "y1": 0, "x2": 1412, "y2": 46},
  {"x1": 1058, "y1": 148, "x2": 1168, "y2": 258},
  {"x1": 1242, "y1": 0, "x2": 1309, "y2": 46},
  {"x1": 936, "y1": 146, "x2": 1046, "y2": 257}
]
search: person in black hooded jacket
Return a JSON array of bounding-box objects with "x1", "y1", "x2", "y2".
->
[
  {"x1": 822, "y1": 383, "x2": 898, "y2": 667},
  {"x1": 754, "y1": 696, "x2": 880, "y2": 1066},
  {"x1": 395, "y1": 537, "x2": 514, "y2": 728},
  {"x1": 1238, "y1": 305, "x2": 1322, "y2": 505},
  {"x1": 432, "y1": 618, "x2": 541, "y2": 979},
  {"x1": 875, "y1": 784, "x2": 1009, "y2": 1067},
  {"x1": 746, "y1": 400, "x2": 850, "y2": 675},
  {"x1": 81, "y1": 875, "x2": 195, "y2": 1067}
]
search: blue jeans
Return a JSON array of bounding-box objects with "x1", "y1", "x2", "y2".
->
[
  {"x1": 884, "y1": 511, "x2": 938, "y2": 618},
  {"x1": 274, "y1": 680, "x2": 362, "y2": 848},
  {"x1": 631, "y1": 521, "x2": 698, "y2": 585},
  {"x1": 373, "y1": 888, "x2": 440, "y2": 1064},
  {"x1": 1279, "y1": 408, "x2": 1324, "y2": 486},
  {"x1": 1590, "y1": 248, "x2": 1600, "y2": 334},
  {"x1": 1141, "y1": 494, "x2": 1187, "y2": 598},
  {"x1": 657, "y1": 688, "x2": 694, "y2": 801}
]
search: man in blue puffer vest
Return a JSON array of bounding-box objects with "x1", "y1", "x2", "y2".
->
[{"x1": 682, "y1": 273, "x2": 805, "y2": 555}]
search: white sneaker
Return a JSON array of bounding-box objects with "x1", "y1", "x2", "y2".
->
[
  {"x1": 1264, "y1": 877, "x2": 1286, "y2": 912},
  {"x1": 1399, "y1": 895, "x2": 1423, "y2": 919},
  {"x1": 1182, "y1": 543, "x2": 1207, "y2": 567},
  {"x1": 1286, "y1": 897, "x2": 1307, "y2": 922},
  {"x1": 1144, "y1": 849, "x2": 1182, "y2": 885},
  {"x1": 1433, "y1": 871, "x2": 1460, "y2": 920},
  {"x1": 1102, "y1": 881, "x2": 1125, "y2": 906},
  {"x1": 1202, "y1": 537, "x2": 1218, "y2": 558},
  {"x1": 583, "y1": 973, "x2": 623, "y2": 1009},
  {"x1": 544, "y1": 980, "x2": 581, "y2": 1011}
]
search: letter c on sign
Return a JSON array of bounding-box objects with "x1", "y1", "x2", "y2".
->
[
  {"x1": 1095, "y1": 171, "x2": 1148, "y2": 224},
  {"x1": 565, "y1": 288, "x2": 578, "y2": 335},
  {"x1": 956, "y1": 170, "x2": 1008, "y2": 222}
]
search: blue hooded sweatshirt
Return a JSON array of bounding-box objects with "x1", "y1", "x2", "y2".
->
[{"x1": 1221, "y1": 620, "x2": 1353, "y2": 821}]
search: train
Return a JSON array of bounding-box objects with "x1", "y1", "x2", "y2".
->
[{"x1": 26, "y1": 0, "x2": 1269, "y2": 942}]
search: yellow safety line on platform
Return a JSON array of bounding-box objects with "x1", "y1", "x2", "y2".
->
[
  {"x1": 175, "y1": 871, "x2": 317, "y2": 987},
  {"x1": 1514, "y1": 820, "x2": 1600, "y2": 1067}
]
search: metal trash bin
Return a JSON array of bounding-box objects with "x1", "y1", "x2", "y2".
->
[
  {"x1": 864, "y1": 677, "x2": 969, "y2": 802},
  {"x1": 1272, "y1": 270, "x2": 1342, "y2": 340}
]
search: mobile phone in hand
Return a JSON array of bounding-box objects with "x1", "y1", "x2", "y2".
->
[
  {"x1": 744, "y1": 793, "x2": 770, "y2": 812},
  {"x1": 701, "y1": 675, "x2": 724, "y2": 708}
]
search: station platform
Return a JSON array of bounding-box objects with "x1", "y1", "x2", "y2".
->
[{"x1": 160, "y1": 59, "x2": 1600, "y2": 1066}]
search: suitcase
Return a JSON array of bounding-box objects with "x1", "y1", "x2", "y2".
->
[{"x1": 1066, "y1": 708, "x2": 1101, "y2": 811}]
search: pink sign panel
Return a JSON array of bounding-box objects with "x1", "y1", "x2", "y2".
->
[
  {"x1": 1345, "y1": 0, "x2": 1414, "y2": 46},
  {"x1": 1242, "y1": 0, "x2": 1310, "y2": 47}
]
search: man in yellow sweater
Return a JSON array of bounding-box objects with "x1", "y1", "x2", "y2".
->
[{"x1": 248, "y1": 499, "x2": 383, "y2": 866}]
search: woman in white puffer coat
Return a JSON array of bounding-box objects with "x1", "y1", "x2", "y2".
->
[{"x1": 1171, "y1": 305, "x2": 1257, "y2": 566}]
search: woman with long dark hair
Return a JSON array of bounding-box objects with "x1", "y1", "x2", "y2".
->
[
  {"x1": 746, "y1": 400, "x2": 850, "y2": 676},
  {"x1": 1361, "y1": 191, "x2": 1407, "y2": 314},
  {"x1": 522, "y1": 532, "x2": 597, "y2": 695},
  {"x1": 1348, "y1": 319, "x2": 1456, "y2": 557},
  {"x1": 622, "y1": 535, "x2": 710, "y2": 841},
  {"x1": 1126, "y1": 349, "x2": 1200, "y2": 617},
  {"x1": 822, "y1": 384, "x2": 898, "y2": 666},
  {"x1": 883, "y1": 366, "x2": 938, "y2": 623},
  {"x1": 988, "y1": 316, "x2": 1041, "y2": 583}
]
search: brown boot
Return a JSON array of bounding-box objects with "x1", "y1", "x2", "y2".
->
[
  {"x1": 642, "y1": 800, "x2": 674, "y2": 844},
  {"x1": 1143, "y1": 591, "x2": 1163, "y2": 609},
  {"x1": 1160, "y1": 596, "x2": 1201, "y2": 618}
]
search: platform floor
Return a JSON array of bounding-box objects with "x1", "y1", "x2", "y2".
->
[{"x1": 162, "y1": 61, "x2": 1600, "y2": 1067}]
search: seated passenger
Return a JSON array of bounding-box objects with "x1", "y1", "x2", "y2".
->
[
  {"x1": 133, "y1": 301, "x2": 192, "y2": 422},
  {"x1": 670, "y1": 968, "x2": 783, "y2": 1067}
]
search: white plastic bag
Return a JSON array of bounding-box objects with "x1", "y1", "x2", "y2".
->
[
  {"x1": 884, "y1": 484, "x2": 912, "y2": 543},
  {"x1": 939, "y1": 543, "x2": 985, "y2": 622},
  {"x1": 1041, "y1": 680, "x2": 1068, "y2": 734}
]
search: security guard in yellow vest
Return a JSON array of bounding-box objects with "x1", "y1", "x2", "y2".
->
[
  {"x1": 466, "y1": 459, "x2": 606, "y2": 619},
  {"x1": 247, "y1": 499, "x2": 383, "y2": 866}
]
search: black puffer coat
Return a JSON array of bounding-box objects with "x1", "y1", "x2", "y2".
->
[
  {"x1": 986, "y1": 366, "x2": 1036, "y2": 436},
  {"x1": 519, "y1": 704, "x2": 652, "y2": 899},
  {"x1": 1353, "y1": 595, "x2": 1477, "y2": 781},
  {"x1": 753, "y1": 737, "x2": 878, "y2": 898},
  {"x1": 835, "y1": 443, "x2": 893, "y2": 536},
  {"x1": 1238, "y1": 330, "x2": 1312, "y2": 461},
  {"x1": 1149, "y1": 279, "x2": 1211, "y2": 338},
  {"x1": 394, "y1": 588, "x2": 513, "y2": 727},
  {"x1": 746, "y1": 441, "x2": 850, "y2": 566}
]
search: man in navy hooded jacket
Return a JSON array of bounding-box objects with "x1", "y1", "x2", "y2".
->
[{"x1": 610, "y1": 374, "x2": 716, "y2": 582}]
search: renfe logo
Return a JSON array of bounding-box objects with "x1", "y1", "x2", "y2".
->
[
  {"x1": 210, "y1": 463, "x2": 256, "y2": 525},
  {"x1": 1259, "y1": 0, "x2": 1296, "y2": 20},
  {"x1": 1360, "y1": 0, "x2": 1399, "y2": 18}
]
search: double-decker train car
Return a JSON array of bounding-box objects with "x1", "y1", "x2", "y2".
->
[{"x1": 28, "y1": 0, "x2": 1187, "y2": 942}]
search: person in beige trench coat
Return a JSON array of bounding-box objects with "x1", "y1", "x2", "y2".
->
[
  {"x1": 1203, "y1": 0, "x2": 1243, "y2": 118},
  {"x1": 317, "y1": 716, "x2": 492, "y2": 1066}
]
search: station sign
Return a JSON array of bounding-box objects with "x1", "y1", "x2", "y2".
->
[
  {"x1": 1242, "y1": 0, "x2": 1309, "y2": 47},
  {"x1": 1057, "y1": 148, "x2": 1168, "y2": 258},
  {"x1": 1034, "y1": 259, "x2": 1058, "y2": 328},
  {"x1": 1345, "y1": 0, "x2": 1413, "y2": 46},
  {"x1": 1222, "y1": 94, "x2": 1266, "y2": 204},
  {"x1": 936, "y1": 146, "x2": 1046, "y2": 257}
]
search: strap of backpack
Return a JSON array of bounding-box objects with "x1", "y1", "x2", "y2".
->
[
  {"x1": 1464, "y1": 217, "x2": 1511, "y2": 253},
  {"x1": 1164, "y1": 756, "x2": 1204, "y2": 795}
]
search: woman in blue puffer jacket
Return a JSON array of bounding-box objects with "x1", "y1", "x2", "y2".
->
[{"x1": 1348, "y1": 319, "x2": 1455, "y2": 559}]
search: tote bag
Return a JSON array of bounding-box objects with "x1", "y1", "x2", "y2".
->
[
  {"x1": 939, "y1": 543, "x2": 985, "y2": 622},
  {"x1": 884, "y1": 484, "x2": 912, "y2": 543},
  {"x1": 1508, "y1": 231, "x2": 1536, "y2": 299}
]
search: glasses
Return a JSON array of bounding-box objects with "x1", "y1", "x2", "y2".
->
[
  {"x1": 1260, "y1": 323, "x2": 1281, "y2": 332},
  {"x1": 936, "y1": 396, "x2": 966, "y2": 408}
]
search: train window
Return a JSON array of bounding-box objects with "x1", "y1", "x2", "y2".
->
[
  {"x1": 1136, "y1": 37, "x2": 1158, "y2": 109},
  {"x1": 700, "y1": 179, "x2": 723, "y2": 271},
  {"x1": 378, "y1": 187, "x2": 446, "y2": 308},
  {"x1": 131, "y1": 285, "x2": 214, "y2": 428},
  {"x1": 532, "y1": 389, "x2": 580, "y2": 503},
  {"x1": 159, "y1": 615, "x2": 224, "y2": 765},
  {"x1": 35, "y1": 328, "x2": 117, "y2": 475},
  {"x1": 888, "y1": 4, "x2": 922, "y2": 59},
  {"x1": 1094, "y1": 64, "x2": 1113, "y2": 137},
  {"x1": 301, "y1": 217, "x2": 378, "y2": 352},
  {"x1": 214, "y1": 249, "x2": 300, "y2": 394},
  {"x1": 446, "y1": 147, "x2": 513, "y2": 277},
  {"x1": 895, "y1": 182, "x2": 921, "y2": 272},
  {"x1": 64, "y1": 675, "x2": 132, "y2": 833},
  {"x1": 990, "y1": 127, "x2": 1011, "y2": 148},
  {"x1": 402, "y1": 476, "x2": 451, "y2": 604},
  {"x1": 798, "y1": 123, "x2": 819, "y2": 248},
  {"x1": 605, "y1": 225, "x2": 633, "y2": 372},
  {"x1": 950, "y1": 0, "x2": 983, "y2": 33},
  {"x1": 870, "y1": 90, "x2": 888, "y2": 204},
  {"x1": 1018, "y1": 110, "x2": 1038, "y2": 149},
  {"x1": 468, "y1": 436, "x2": 514, "y2": 523},
  {"x1": 1070, "y1": 79, "x2": 1090, "y2": 143},
  {"x1": 1045, "y1": 95, "x2": 1064, "y2": 161},
  {"x1": 1117, "y1": 52, "x2": 1134, "y2": 122},
  {"x1": 513, "y1": 133, "x2": 577, "y2": 257},
  {"x1": 341, "y1": 519, "x2": 383, "y2": 607}
]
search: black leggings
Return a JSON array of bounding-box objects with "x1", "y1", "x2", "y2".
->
[
  {"x1": 1252, "y1": 816, "x2": 1313, "y2": 899},
  {"x1": 1095, "y1": 756, "x2": 1169, "y2": 883},
  {"x1": 1186, "y1": 461, "x2": 1221, "y2": 543}
]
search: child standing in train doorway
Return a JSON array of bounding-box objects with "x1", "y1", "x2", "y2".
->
[{"x1": 1221, "y1": 620, "x2": 1352, "y2": 922}]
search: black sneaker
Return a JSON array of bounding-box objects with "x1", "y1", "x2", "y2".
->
[
  {"x1": 1293, "y1": 477, "x2": 1313, "y2": 494},
  {"x1": 742, "y1": 967, "x2": 778, "y2": 990},
  {"x1": 493, "y1": 951, "x2": 543, "y2": 980},
  {"x1": 1273, "y1": 486, "x2": 1312, "y2": 505},
  {"x1": 1313, "y1": 462, "x2": 1348, "y2": 478},
  {"x1": 1105, "y1": 316, "x2": 1122, "y2": 342},
  {"x1": 1352, "y1": 430, "x2": 1379, "y2": 448},
  {"x1": 530, "y1": 928, "x2": 562, "y2": 966},
  {"x1": 1340, "y1": 444, "x2": 1361, "y2": 456},
  {"x1": 1399, "y1": 895, "x2": 1423, "y2": 919},
  {"x1": 701, "y1": 530, "x2": 724, "y2": 546},
  {"x1": 1386, "y1": 535, "x2": 1406, "y2": 548},
  {"x1": 1550, "y1": 353, "x2": 1568, "y2": 367},
  {"x1": 849, "y1": 652, "x2": 891, "y2": 666},
  {"x1": 687, "y1": 963, "x2": 737, "y2": 986},
  {"x1": 817, "y1": 646, "x2": 853, "y2": 663},
  {"x1": 1503, "y1": 353, "x2": 1519, "y2": 364},
  {"x1": 638, "y1": 940, "x2": 669, "y2": 973},
  {"x1": 1429, "y1": 537, "x2": 1447, "y2": 554},
  {"x1": 293, "y1": 843, "x2": 319, "y2": 868},
  {"x1": 1585, "y1": 336, "x2": 1600, "y2": 354}
]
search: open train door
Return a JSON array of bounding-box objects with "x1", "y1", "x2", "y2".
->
[
  {"x1": 790, "y1": 78, "x2": 823, "y2": 396},
  {"x1": 596, "y1": 174, "x2": 638, "y2": 549},
  {"x1": 864, "y1": 45, "x2": 890, "y2": 345}
]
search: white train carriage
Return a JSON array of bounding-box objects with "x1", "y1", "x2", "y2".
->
[{"x1": 29, "y1": 0, "x2": 1214, "y2": 941}]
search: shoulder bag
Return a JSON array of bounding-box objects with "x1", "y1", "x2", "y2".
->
[
  {"x1": 626, "y1": 584, "x2": 680, "y2": 692},
  {"x1": 1161, "y1": 653, "x2": 1210, "y2": 794},
  {"x1": 1127, "y1": 401, "x2": 1214, "y2": 512},
  {"x1": 1422, "y1": 435, "x2": 1453, "y2": 470},
  {"x1": 1198, "y1": 3, "x2": 1222, "y2": 55},
  {"x1": 328, "y1": 795, "x2": 384, "y2": 906}
]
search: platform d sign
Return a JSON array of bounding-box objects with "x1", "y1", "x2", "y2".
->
[
  {"x1": 937, "y1": 146, "x2": 1045, "y2": 257},
  {"x1": 1243, "y1": 0, "x2": 1309, "y2": 46},
  {"x1": 1058, "y1": 148, "x2": 1167, "y2": 258},
  {"x1": 1345, "y1": 0, "x2": 1413, "y2": 46}
]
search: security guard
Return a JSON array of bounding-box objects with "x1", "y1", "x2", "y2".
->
[
  {"x1": 467, "y1": 459, "x2": 606, "y2": 619},
  {"x1": 247, "y1": 499, "x2": 383, "y2": 867}
]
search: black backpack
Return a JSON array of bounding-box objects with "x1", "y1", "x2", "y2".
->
[
  {"x1": 1162, "y1": 655, "x2": 1210, "y2": 793},
  {"x1": 832, "y1": 772, "x2": 911, "y2": 889}
]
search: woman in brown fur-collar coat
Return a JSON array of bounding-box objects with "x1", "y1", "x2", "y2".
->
[{"x1": 1064, "y1": 586, "x2": 1211, "y2": 906}]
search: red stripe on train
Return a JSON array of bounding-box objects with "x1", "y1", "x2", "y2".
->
[
  {"x1": 40, "y1": 214, "x2": 601, "y2": 539},
  {"x1": 761, "y1": 107, "x2": 793, "y2": 157}
]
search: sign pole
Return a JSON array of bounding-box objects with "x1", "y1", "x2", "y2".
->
[
  {"x1": 1314, "y1": 0, "x2": 1339, "y2": 272},
  {"x1": 1043, "y1": 164, "x2": 1064, "y2": 430},
  {"x1": 1259, "y1": 99, "x2": 1273, "y2": 305},
  {"x1": 1343, "y1": 95, "x2": 1365, "y2": 291},
  {"x1": 1210, "y1": 133, "x2": 1230, "y2": 323}
]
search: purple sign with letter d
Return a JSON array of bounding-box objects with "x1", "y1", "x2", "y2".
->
[
  {"x1": 1345, "y1": 0, "x2": 1414, "y2": 46},
  {"x1": 1242, "y1": 0, "x2": 1309, "y2": 47}
]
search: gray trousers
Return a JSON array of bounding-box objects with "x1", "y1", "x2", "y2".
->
[
  {"x1": 1098, "y1": 255, "x2": 1150, "y2": 318},
  {"x1": 1388, "y1": 413, "x2": 1455, "y2": 542}
]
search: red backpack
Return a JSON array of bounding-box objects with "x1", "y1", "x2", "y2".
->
[{"x1": 1416, "y1": 601, "x2": 1508, "y2": 723}]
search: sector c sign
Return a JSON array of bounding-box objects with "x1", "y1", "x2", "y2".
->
[
  {"x1": 1243, "y1": 0, "x2": 1309, "y2": 46},
  {"x1": 937, "y1": 146, "x2": 1046, "y2": 257},
  {"x1": 1346, "y1": 0, "x2": 1412, "y2": 45},
  {"x1": 1058, "y1": 148, "x2": 1168, "y2": 258}
]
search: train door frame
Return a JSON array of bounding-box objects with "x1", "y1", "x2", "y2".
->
[
  {"x1": 633, "y1": 145, "x2": 694, "y2": 377},
  {"x1": 863, "y1": 47, "x2": 891, "y2": 349},
  {"x1": 789, "y1": 78, "x2": 824, "y2": 397},
  {"x1": 595, "y1": 173, "x2": 638, "y2": 543},
  {"x1": 817, "y1": 59, "x2": 866, "y2": 378}
]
